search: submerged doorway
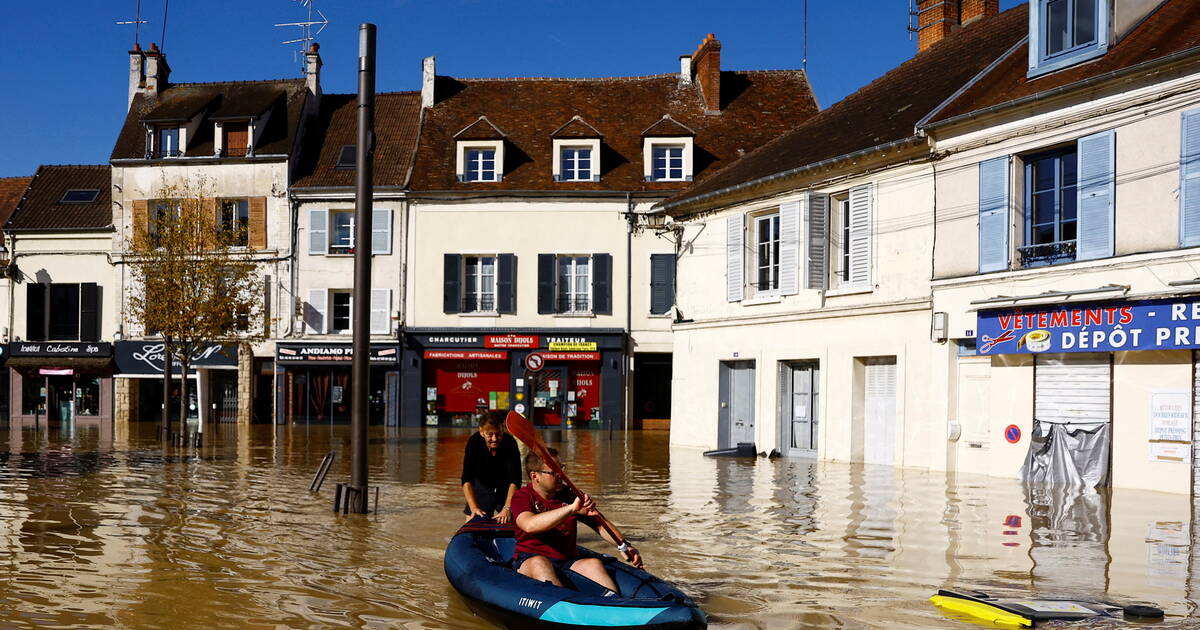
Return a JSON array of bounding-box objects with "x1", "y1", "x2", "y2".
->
[
  {"x1": 718, "y1": 360, "x2": 755, "y2": 449},
  {"x1": 780, "y1": 361, "x2": 819, "y2": 457}
]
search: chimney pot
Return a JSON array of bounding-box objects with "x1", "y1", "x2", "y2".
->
[
  {"x1": 305, "y1": 43, "x2": 322, "y2": 97},
  {"x1": 149, "y1": 42, "x2": 159, "y2": 53},
  {"x1": 679, "y1": 55, "x2": 692, "y2": 85},
  {"x1": 961, "y1": 0, "x2": 999, "y2": 25},
  {"x1": 916, "y1": 0, "x2": 961, "y2": 53}
]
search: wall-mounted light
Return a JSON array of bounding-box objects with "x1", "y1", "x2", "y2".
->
[{"x1": 931, "y1": 311, "x2": 948, "y2": 343}]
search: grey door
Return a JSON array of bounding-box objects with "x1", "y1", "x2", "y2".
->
[
  {"x1": 718, "y1": 360, "x2": 756, "y2": 448},
  {"x1": 781, "y1": 362, "x2": 819, "y2": 456}
]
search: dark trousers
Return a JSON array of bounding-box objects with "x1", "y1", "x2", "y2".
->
[{"x1": 463, "y1": 480, "x2": 504, "y2": 515}]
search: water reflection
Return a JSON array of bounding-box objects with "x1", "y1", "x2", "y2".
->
[{"x1": 0, "y1": 425, "x2": 1195, "y2": 628}]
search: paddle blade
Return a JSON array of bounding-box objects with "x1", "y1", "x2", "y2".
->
[{"x1": 505, "y1": 410, "x2": 540, "y2": 451}]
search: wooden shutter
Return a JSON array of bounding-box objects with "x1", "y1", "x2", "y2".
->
[
  {"x1": 305, "y1": 289, "x2": 327, "y2": 334},
  {"x1": 649, "y1": 253, "x2": 675, "y2": 315},
  {"x1": 779, "y1": 200, "x2": 801, "y2": 295},
  {"x1": 370, "y1": 288, "x2": 391, "y2": 334},
  {"x1": 592, "y1": 253, "x2": 612, "y2": 315},
  {"x1": 806, "y1": 193, "x2": 829, "y2": 290},
  {"x1": 497, "y1": 253, "x2": 516, "y2": 314},
  {"x1": 308, "y1": 208, "x2": 328, "y2": 255},
  {"x1": 248, "y1": 197, "x2": 267, "y2": 249},
  {"x1": 224, "y1": 121, "x2": 249, "y2": 157},
  {"x1": 26, "y1": 283, "x2": 45, "y2": 341},
  {"x1": 978, "y1": 157, "x2": 1011, "y2": 273},
  {"x1": 372, "y1": 208, "x2": 392, "y2": 254},
  {"x1": 443, "y1": 254, "x2": 462, "y2": 314},
  {"x1": 537, "y1": 254, "x2": 555, "y2": 314},
  {"x1": 132, "y1": 199, "x2": 149, "y2": 248},
  {"x1": 200, "y1": 198, "x2": 218, "y2": 248},
  {"x1": 79, "y1": 283, "x2": 100, "y2": 342},
  {"x1": 1076, "y1": 130, "x2": 1115, "y2": 261},
  {"x1": 847, "y1": 183, "x2": 872, "y2": 287},
  {"x1": 726, "y1": 214, "x2": 744, "y2": 302},
  {"x1": 1181, "y1": 109, "x2": 1200, "y2": 247}
]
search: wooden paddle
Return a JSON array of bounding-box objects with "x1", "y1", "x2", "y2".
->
[{"x1": 505, "y1": 410, "x2": 627, "y2": 547}]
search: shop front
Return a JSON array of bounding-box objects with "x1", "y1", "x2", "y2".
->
[
  {"x1": 402, "y1": 330, "x2": 624, "y2": 429},
  {"x1": 7, "y1": 342, "x2": 113, "y2": 427},
  {"x1": 114, "y1": 341, "x2": 239, "y2": 424},
  {"x1": 275, "y1": 343, "x2": 400, "y2": 425}
]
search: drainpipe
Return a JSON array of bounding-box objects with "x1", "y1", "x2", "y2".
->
[{"x1": 624, "y1": 192, "x2": 634, "y2": 434}]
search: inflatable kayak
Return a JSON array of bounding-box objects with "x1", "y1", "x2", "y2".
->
[
  {"x1": 931, "y1": 589, "x2": 1163, "y2": 627},
  {"x1": 445, "y1": 519, "x2": 707, "y2": 629}
]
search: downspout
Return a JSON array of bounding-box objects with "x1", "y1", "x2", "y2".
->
[
  {"x1": 624, "y1": 192, "x2": 634, "y2": 434},
  {"x1": 7, "y1": 232, "x2": 15, "y2": 343},
  {"x1": 289, "y1": 194, "x2": 300, "y2": 337}
]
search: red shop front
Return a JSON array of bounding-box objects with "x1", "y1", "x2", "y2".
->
[
  {"x1": 423, "y1": 350, "x2": 510, "y2": 426},
  {"x1": 527, "y1": 352, "x2": 602, "y2": 427}
]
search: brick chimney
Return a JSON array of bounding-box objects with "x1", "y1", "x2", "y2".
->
[
  {"x1": 128, "y1": 43, "x2": 145, "y2": 110},
  {"x1": 691, "y1": 34, "x2": 721, "y2": 114},
  {"x1": 961, "y1": 0, "x2": 999, "y2": 25},
  {"x1": 143, "y1": 42, "x2": 170, "y2": 99},
  {"x1": 917, "y1": 0, "x2": 961, "y2": 53},
  {"x1": 305, "y1": 43, "x2": 322, "y2": 97}
]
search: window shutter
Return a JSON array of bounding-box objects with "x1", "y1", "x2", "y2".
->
[
  {"x1": 370, "y1": 288, "x2": 391, "y2": 334},
  {"x1": 1076, "y1": 129, "x2": 1116, "y2": 261},
  {"x1": 847, "y1": 183, "x2": 872, "y2": 287},
  {"x1": 497, "y1": 253, "x2": 516, "y2": 314},
  {"x1": 649, "y1": 253, "x2": 675, "y2": 315},
  {"x1": 779, "y1": 200, "x2": 801, "y2": 295},
  {"x1": 305, "y1": 289, "x2": 327, "y2": 334},
  {"x1": 592, "y1": 253, "x2": 612, "y2": 315},
  {"x1": 26, "y1": 283, "x2": 45, "y2": 341},
  {"x1": 978, "y1": 156, "x2": 1011, "y2": 273},
  {"x1": 805, "y1": 193, "x2": 829, "y2": 290},
  {"x1": 79, "y1": 283, "x2": 100, "y2": 342},
  {"x1": 443, "y1": 254, "x2": 462, "y2": 314},
  {"x1": 248, "y1": 197, "x2": 267, "y2": 249},
  {"x1": 201, "y1": 198, "x2": 218, "y2": 249},
  {"x1": 1180, "y1": 109, "x2": 1200, "y2": 247},
  {"x1": 538, "y1": 254, "x2": 555, "y2": 314},
  {"x1": 371, "y1": 208, "x2": 392, "y2": 254},
  {"x1": 726, "y1": 214, "x2": 744, "y2": 302},
  {"x1": 308, "y1": 209, "x2": 327, "y2": 255},
  {"x1": 132, "y1": 199, "x2": 149, "y2": 249}
]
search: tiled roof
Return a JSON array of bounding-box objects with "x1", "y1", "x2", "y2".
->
[
  {"x1": 292, "y1": 91, "x2": 423, "y2": 188},
  {"x1": 0, "y1": 176, "x2": 33, "y2": 237},
  {"x1": 408, "y1": 69, "x2": 818, "y2": 193},
  {"x1": 6, "y1": 165, "x2": 112, "y2": 231},
  {"x1": 454, "y1": 116, "x2": 507, "y2": 140},
  {"x1": 642, "y1": 115, "x2": 695, "y2": 137},
  {"x1": 929, "y1": 0, "x2": 1200, "y2": 124},
  {"x1": 660, "y1": 4, "x2": 1029, "y2": 212},
  {"x1": 111, "y1": 79, "x2": 308, "y2": 160},
  {"x1": 551, "y1": 117, "x2": 603, "y2": 138}
]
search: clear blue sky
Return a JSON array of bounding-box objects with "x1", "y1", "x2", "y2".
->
[{"x1": 0, "y1": 0, "x2": 1024, "y2": 178}]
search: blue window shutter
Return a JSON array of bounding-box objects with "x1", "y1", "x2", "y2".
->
[
  {"x1": 592, "y1": 253, "x2": 612, "y2": 315},
  {"x1": 779, "y1": 200, "x2": 801, "y2": 295},
  {"x1": 443, "y1": 254, "x2": 461, "y2": 314},
  {"x1": 308, "y1": 208, "x2": 327, "y2": 255},
  {"x1": 537, "y1": 254, "x2": 556, "y2": 314},
  {"x1": 847, "y1": 184, "x2": 872, "y2": 287},
  {"x1": 649, "y1": 253, "x2": 675, "y2": 315},
  {"x1": 978, "y1": 157, "x2": 1011, "y2": 273},
  {"x1": 726, "y1": 214, "x2": 744, "y2": 302},
  {"x1": 1076, "y1": 129, "x2": 1116, "y2": 261},
  {"x1": 805, "y1": 193, "x2": 829, "y2": 290},
  {"x1": 370, "y1": 288, "x2": 391, "y2": 334},
  {"x1": 1180, "y1": 109, "x2": 1200, "y2": 247},
  {"x1": 497, "y1": 253, "x2": 516, "y2": 314},
  {"x1": 305, "y1": 289, "x2": 326, "y2": 334},
  {"x1": 371, "y1": 208, "x2": 392, "y2": 254}
]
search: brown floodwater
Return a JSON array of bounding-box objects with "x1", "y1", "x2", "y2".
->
[{"x1": 0, "y1": 422, "x2": 1195, "y2": 629}]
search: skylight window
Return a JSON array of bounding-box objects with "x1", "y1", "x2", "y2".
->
[
  {"x1": 336, "y1": 145, "x2": 357, "y2": 170},
  {"x1": 60, "y1": 189, "x2": 99, "y2": 204}
]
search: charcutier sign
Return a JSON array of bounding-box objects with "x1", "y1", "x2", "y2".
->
[
  {"x1": 10, "y1": 342, "x2": 112, "y2": 357},
  {"x1": 409, "y1": 332, "x2": 623, "y2": 350},
  {"x1": 114, "y1": 341, "x2": 237, "y2": 374},
  {"x1": 977, "y1": 297, "x2": 1200, "y2": 355},
  {"x1": 276, "y1": 343, "x2": 400, "y2": 364}
]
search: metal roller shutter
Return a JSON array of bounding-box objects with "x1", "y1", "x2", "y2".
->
[{"x1": 1035, "y1": 353, "x2": 1111, "y2": 425}]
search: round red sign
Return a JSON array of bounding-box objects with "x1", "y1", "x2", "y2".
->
[
  {"x1": 1004, "y1": 424, "x2": 1021, "y2": 444},
  {"x1": 524, "y1": 352, "x2": 545, "y2": 372}
]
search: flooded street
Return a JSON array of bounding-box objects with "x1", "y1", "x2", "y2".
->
[{"x1": 0, "y1": 424, "x2": 1195, "y2": 629}]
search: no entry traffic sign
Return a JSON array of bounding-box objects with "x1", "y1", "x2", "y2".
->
[
  {"x1": 524, "y1": 352, "x2": 545, "y2": 372},
  {"x1": 1004, "y1": 424, "x2": 1021, "y2": 444}
]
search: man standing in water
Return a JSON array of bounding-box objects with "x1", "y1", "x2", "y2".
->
[
  {"x1": 461, "y1": 410, "x2": 523, "y2": 523},
  {"x1": 512, "y1": 448, "x2": 642, "y2": 591}
]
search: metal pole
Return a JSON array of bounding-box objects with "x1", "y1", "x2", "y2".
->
[{"x1": 349, "y1": 22, "x2": 376, "y2": 514}]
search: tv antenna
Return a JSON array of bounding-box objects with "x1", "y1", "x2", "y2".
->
[
  {"x1": 276, "y1": 0, "x2": 329, "y2": 72},
  {"x1": 116, "y1": 0, "x2": 148, "y2": 48}
]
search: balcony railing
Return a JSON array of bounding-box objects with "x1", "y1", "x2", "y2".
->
[
  {"x1": 557, "y1": 296, "x2": 591, "y2": 314},
  {"x1": 1018, "y1": 240, "x2": 1076, "y2": 267},
  {"x1": 463, "y1": 295, "x2": 496, "y2": 313}
]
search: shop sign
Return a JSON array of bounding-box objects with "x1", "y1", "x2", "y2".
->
[
  {"x1": 540, "y1": 352, "x2": 600, "y2": 361},
  {"x1": 547, "y1": 341, "x2": 598, "y2": 351},
  {"x1": 977, "y1": 296, "x2": 1200, "y2": 355},
  {"x1": 485, "y1": 334, "x2": 538, "y2": 349},
  {"x1": 423, "y1": 335, "x2": 481, "y2": 346},
  {"x1": 10, "y1": 342, "x2": 112, "y2": 357},
  {"x1": 277, "y1": 343, "x2": 400, "y2": 364},
  {"x1": 115, "y1": 341, "x2": 237, "y2": 374},
  {"x1": 424, "y1": 350, "x2": 507, "y2": 360}
]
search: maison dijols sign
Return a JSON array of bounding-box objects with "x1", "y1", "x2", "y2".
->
[
  {"x1": 9, "y1": 342, "x2": 112, "y2": 357},
  {"x1": 114, "y1": 341, "x2": 237, "y2": 374}
]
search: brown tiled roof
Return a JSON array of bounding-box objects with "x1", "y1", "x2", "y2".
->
[
  {"x1": 111, "y1": 79, "x2": 308, "y2": 160},
  {"x1": 551, "y1": 117, "x2": 603, "y2": 138},
  {"x1": 642, "y1": 115, "x2": 696, "y2": 137},
  {"x1": 408, "y1": 69, "x2": 818, "y2": 193},
  {"x1": 6, "y1": 165, "x2": 112, "y2": 231},
  {"x1": 0, "y1": 177, "x2": 32, "y2": 228},
  {"x1": 454, "y1": 116, "x2": 507, "y2": 140},
  {"x1": 292, "y1": 92, "x2": 423, "y2": 188},
  {"x1": 660, "y1": 4, "x2": 1029, "y2": 212},
  {"x1": 930, "y1": 0, "x2": 1200, "y2": 124}
]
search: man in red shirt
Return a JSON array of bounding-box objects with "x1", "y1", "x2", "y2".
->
[{"x1": 511, "y1": 448, "x2": 642, "y2": 591}]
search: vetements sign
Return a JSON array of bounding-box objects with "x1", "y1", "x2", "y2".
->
[{"x1": 978, "y1": 296, "x2": 1200, "y2": 355}]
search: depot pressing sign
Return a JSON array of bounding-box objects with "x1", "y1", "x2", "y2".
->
[{"x1": 977, "y1": 297, "x2": 1200, "y2": 355}]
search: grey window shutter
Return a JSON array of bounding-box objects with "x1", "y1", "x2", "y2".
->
[
  {"x1": 806, "y1": 193, "x2": 829, "y2": 290},
  {"x1": 1076, "y1": 129, "x2": 1116, "y2": 261},
  {"x1": 592, "y1": 253, "x2": 612, "y2": 315},
  {"x1": 443, "y1": 254, "x2": 461, "y2": 314},
  {"x1": 80, "y1": 283, "x2": 100, "y2": 342},
  {"x1": 305, "y1": 288, "x2": 326, "y2": 334},
  {"x1": 847, "y1": 183, "x2": 873, "y2": 287},
  {"x1": 978, "y1": 157, "x2": 1011, "y2": 273},
  {"x1": 1180, "y1": 109, "x2": 1200, "y2": 247},
  {"x1": 537, "y1": 254, "x2": 555, "y2": 314},
  {"x1": 497, "y1": 253, "x2": 516, "y2": 314},
  {"x1": 308, "y1": 208, "x2": 328, "y2": 255},
  {"x1": 370, "y1": 288, "x2": 391, "y2": 334},
  {"x1": 726, "y1": 214, "x2": 744, "y2": 302},
  {"x1": 371, "y1": 208, "x2": 392, "y2": 255},
  {"x1": 649, "y1": 253, "x2": 675, "y2": 315},
  {"x1": 26, "y1": 283, "x2": 45, "y2": 341},
  {"x1": 779, "y1": 200, "x2": 801, "y2": 295}
]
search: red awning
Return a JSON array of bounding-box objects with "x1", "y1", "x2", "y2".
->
[{"x1": 424, "y1": 350, "x2": 507, "y2": 360}]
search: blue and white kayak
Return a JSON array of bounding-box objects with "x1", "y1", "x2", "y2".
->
[{"x1": 445, "y1": 519, "x2": 707, "y2": 629}]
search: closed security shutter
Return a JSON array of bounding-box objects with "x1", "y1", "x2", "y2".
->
[
  {"x1": 308, "y1": 208, "x2": 327, "y2": 255},
  {"x1": 1193, "y1": 350, "x2": 1200, "y2": 486},
  {"x1": 649, "y1": 253, "x2": 675, "y2": 315},
  {"x1": 132, "y1": 199, "x2": 149, "y2": 248},
  {"x1": 249, "y1": 197, "x2": 267, "y2": 249},
  {"x1": 978, "y1": 156, "x2": 1010, "y2": 272},
  {"x1": 592, "y1": 253, "x2": 612, "y2": 315},
  {"x1": 726, "y1": 214, "x2": 744, "y2": 302},
  {"x1": 847, "y1": 184, "x2": 872, "y2": 287},
  {"x1": 1076, "y1": 130, "x2": 1116, "y2": 261},
  {"x1": 779, "y1": 200, "x2": 801, "y2": 295},
  {"x1": 372, "y1": 208, "x2": 392, "y2": 254},
  {"x1": 370, "y1": 288, "x2": 390, "y2": 334},
  {"x1": 806, "y1": 193, "x2": 828, "y2": 290},
  {"x1": 305, "y1": 288, "x2": 327, "y2": 334},
  {"x1": 26, "y1": 283, "x2": 45, "y2": 341},
  {"x1": 537, "y1": 254, "x2": 555, "y2": 314},
  {"x1": 1181, "y1": 109, "x2": 1200, "y2": 247},
  {"x1": 443, "y1": 254, "x2": 461, "y2": 314},
  {"x1": 79, "y1": 283, "x2": 100, "y2": 342},
  {"x1": 863, "y1": 357, "x2": 896, "y2": 466},
  {"x1": 1035, "y1": 353, "x2": 1111, "y2": 424},
  {"x1": 497, "y1": 254, "x2": 516, "y2": 314}
]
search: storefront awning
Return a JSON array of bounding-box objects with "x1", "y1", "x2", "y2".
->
[{"x1": 7, "y1": 356, "x2": 113, "y2": 370}]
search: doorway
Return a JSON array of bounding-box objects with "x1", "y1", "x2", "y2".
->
[
  {"x1": 529, "y1": 367, "x2": 567, "y2": 426},
  {"x1": 860, "y1": 357, "x2": 897, "y2": 466},
  {"x1": 718, "y1": 360, "x2": 756, "y2": 449},
  {"x1": 780, "y1": 361, "x2": 819, "y2": 456}
]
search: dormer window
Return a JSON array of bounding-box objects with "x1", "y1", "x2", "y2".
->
[
  {"x1": 1029, "y1": 0, "x2": 1109, "y2": 77},
  {"x1": 550, "y1": 117, "x2": 603, "y2": 183},
  {"x1": 561, "y1": 147, "x2": 591, "y2": 181},
  {"x1": 453, "y1": 116, "x2": 506, "y2": 183},
  {"x1": 641, "y1": 115, "x2": 696, "y2": 183},
  {"x1": 465, "y1": 148, "x2": 498, "y2": 182},
  {"x1": 221, "y1": 121, "x2": 250, "y2": 157},
  {"x1": 336, "y1": 145, "x2": 356, "y2": 170},
  {"x1": 653, "y1": 146, "x2": 685, "y2": 181},
  {"x1": 157, "y1": 126, "x2": 181, "y2": 158}
]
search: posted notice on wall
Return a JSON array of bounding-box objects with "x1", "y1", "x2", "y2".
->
[{"x1": 1149, "y1": 389, "x2": 1191, "y2": 463}]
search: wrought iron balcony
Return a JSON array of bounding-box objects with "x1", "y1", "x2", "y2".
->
[
  {"x1": 463, "y1": 295, "x2": 496, "y2": 313},
  {"x1": 557, "y1": 297, "x2": 591, "y2": 313},
  {"x1": 1018, "y1": 240, "x2": 1076, "y2": 266}
]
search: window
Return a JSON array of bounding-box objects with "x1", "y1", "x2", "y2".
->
[
  {"x1": 465, "y1": 149, "x2": 497, "y2": 182},
  {"x1": 838, "y1": 198, "x2": 852, "y2": 284},
  {"x1": 157, "y1": 127, "x2": 181, "y2": 158},
  {"x1": 560, "y1": 147, "x2": 592, "y2": 181},
  {"x1": 1030, "y1": 0, "x2": 1108, "y2": 76},
  {"x1": 463, "y1": 256, "x2": 497, "y2": 313},
  {"x1": 1021, "y1": 146, "x2": 1078, "y2": 266},
  {"x1": 25, "y1": 282, "x2": 100, "y2": 342},
  {"x1": 336, "y1": 145, "x2": 356, "y2": 170},
  {"x1": 222, "y1": 121, "x2": 249, "y2": 157},
  {"x1": 61, "y1": 189, "x2": 99, "y2": 204},
  {"x1": 330, "y1": 210, "x2": 354, "y2": 254},
  {"x1": 755, "y1": 213, "x2": 780, "y2": 293},
  {"x1": 48, "y1": 284, "x2": 80, "y2": 340},
  {"x1": 307, "y1": 208, "x2": 393, "y2": 256},
  {"x1": 219, "y1": 199, "x2": 249, "y2": 247},
  {"x1": 330, "y1": 290, "x2": 352, "y2": 333},
  {"x1": 652, "y1": 145, "x2": 685, "y2": 181},
  {"x1": 557, "y1": 256, "x2": 591, "y2": 313},
  {"x1": 150, "y1": 199, "x2": 180, "y2": 246}
]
